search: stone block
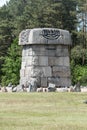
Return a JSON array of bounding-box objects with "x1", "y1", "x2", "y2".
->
[
  {"x1": 56, "y1": 45, "x2": 69, "y2": 57},
  {"x1": 28, "y1": 50, "x2": 33, "y2": 56},
  {"x1": 39, "y1": 56, "x2": 48, "y2": 66},
  {"x1": 52, "y1": 66, "x2": 71, "y2": 77},
  {"x1": 48, "y1": 77, "x2": 71, "y2": 87},
  {"x1": 26, "y1": 56, "x2": 39, "y2": 66},
  {"x1": 25, "y1": 66, "x2": 42, "y2": 77},
  {"x1": 63, "y1": 57, "x2": 70, "y2": 66},
  {"x1": 41, "y1": 78, "x2": 47, "y2": 87},
  {"x1": 25, "y1": 67, "x2": 33, "y2": 76},
  {"x1": 48, "y1": 57, "x2": 68, "y2": 66},
  {"x1": 47, "y1": 49, "x2": 56, "y2": 56},
  {"x1": 20, "y1": 69, "x2": 25, "y2": 77},
  {"x1": 22, "y1": 46, "x2": 32, "y2": 56},
  {"x1": 22, "y1": 56, "x2": 29, "y2": 63},
  {"x1": 45, "y1": 45, "x2": 56, "y2": 56},
  {"x1": 60, "y1": 78, "x2": 71, "y2": 87},
  {"x1": 42, "y1": 67, "x2": 52, "y2": 77},
  {"x1": 31, "y1": 45, "x2": 47, "y2": 56},
  {"x1": 28, "y1": 77, "x2": 41, "y2": 87},
  {"x1": 22, "y1": 56, "x2": 26, "y2": 62},
  {"x1": 21, "y1": 62, "x2": 26, "y2": 69},
  {"x1": 26, "y1": 56, "x2": 32, "y2": 66},
  {"x1": 48, "y1": 77, "x2": 61, "y2": 87},
  {"x1": 48, "y1": 57, "x2": 55, "y2": 66},
  {"x1": 48, "y1": 57, "x2": 70, "y2": 66},
  {"x1": 63, "y1": 46, "x2": 69, "y2": 56},
  {"x1": 56, "y1": 57, "x2": 64, "y2": 66},
  {"x1": 48, "y1": 83, "x2": 56, "y2": 92},
  {"x1": 30, "y1": 45, "x2": 57, "y2": 56},
  {"x1": 25, "y1": 66, "x2": 52, "y2": 77},
  {"x1": 22, "y1": 48, "x2": 26, "y2": 56},
  {"x1": 20, "y1": 77, "x2": 27, "y2": 85},
  {"x1": 19, "y1": 28, "x2": 71, "y2": 45}
]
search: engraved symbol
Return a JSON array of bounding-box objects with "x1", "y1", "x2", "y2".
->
[
  {"x1": 41, "y1": 29, "x2": 60, "y2": 40},
  {"x1": 20, "y1": 29, "x2": 30, "y2": 43}
]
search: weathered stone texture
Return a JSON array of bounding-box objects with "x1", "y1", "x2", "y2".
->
[
  {"x1": 56, "y1": 45, "x2": 69, "y2": 57},
  {"x1": 21, "y1": 62, "x2": 26, "y2": 69},
  {"x1": 39, "y1": 56, "x2": 48, "y2": 66},
  {"x1": 52, "y1": 66, "x2": 70, "y2": 77},
  {"x1": 20, "y1": 77, "x2": 27, "y2": 85},
  {"x1": 25, "y1": 66, "x2": 52, "y2": 77},
  {"x1": 48, "y1": 77, "x2": 71, "y2": 87},
  {"x1": 19, "y1": 28, "x2": 71, "y2": 45},
  {"x1": 20, "y1": 69, "x2": 25, "y2": 77},
  {"x1": 48, "y1": 56, "x2": 70, "y2": 67},
  {"x1": 19, "y1": 28, "x2": 71, "y2": 87},
  {"x1": 41, "y1": 78, "x2": 47, "y2": 87}
]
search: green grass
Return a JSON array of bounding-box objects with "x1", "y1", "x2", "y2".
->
[{"x1": 0, "y1": 92, "x2": 87, "y2": 130}]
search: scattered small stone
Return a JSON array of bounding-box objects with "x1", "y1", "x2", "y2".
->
[
  {"x1": 83, "y1": 100, "x2": 87, "y2": 104},
  {"x1": 48, "y1": 83, "x2": 56, "y2": 92}
]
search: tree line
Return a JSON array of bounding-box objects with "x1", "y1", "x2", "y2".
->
[{"x1": 0, "y1": 0, "x2": 87, "y2": 86}]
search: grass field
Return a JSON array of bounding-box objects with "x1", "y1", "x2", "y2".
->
[{"x1": 0, "y1": 92, "x2": 87, "y2": 130}]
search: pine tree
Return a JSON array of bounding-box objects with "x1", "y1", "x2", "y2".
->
[
  {"x1": 77, "y1": 0, "x2": 87, "y2": 48},
  {"x1": 1, "y1": 39, "x2": 21, "y2": 86}
]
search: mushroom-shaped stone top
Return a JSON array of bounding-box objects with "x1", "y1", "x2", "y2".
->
[{"x1": 19, "y1": 28, "x2": 72, "y2": 45}]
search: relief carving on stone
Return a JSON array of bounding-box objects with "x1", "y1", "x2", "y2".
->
[
  {"x1": 41, "y1": 29, "x2": 60, "y2": 40},
  {"x1": 19, "y1": 29, "x2": 31, "y2": 44}
]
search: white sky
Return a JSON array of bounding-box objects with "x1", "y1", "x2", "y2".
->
[{"x1": 0, "y1": 0, "x2": 10, "y2": 7}]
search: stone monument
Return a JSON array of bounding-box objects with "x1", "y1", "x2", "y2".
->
[{"x1": 19, "y1": 28, "x2": 71, "y2": 88}]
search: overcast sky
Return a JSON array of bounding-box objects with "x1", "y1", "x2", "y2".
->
[{"x1": 0, "y1": 0, "x2": 10, "y2": 7}]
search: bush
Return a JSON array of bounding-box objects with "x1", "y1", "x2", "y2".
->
[
  {"x1": 1, "y1": 38, "x2": 21, "y2": 86},
  {"x1": 71, "y1": 64, "x2": 87, "y2": 85}
]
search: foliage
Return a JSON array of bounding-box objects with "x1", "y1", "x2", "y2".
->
[
  {"x1": 0, "y1": 5, "x2": 15, "y2": 83},
  {"x1": 71, "y1": 45, "x2": 87, "y2": 65},
  {"x1": 0, "y1": 5, "x2": 14, "y2": 56},
  {"x1": 70, "y1": 0, "x2": 87, "y2": 85},
  {"x1": 71, "y1": 45, "x2": 87, "y2": 85},
  {"x1": 77, "y1": 0, "x2": 87, "y2": 48},
  {"x1": 1, "y1": 39, "x2": 21, "y2": 86},
  {"x1": 71, "y1": 64, "x2": 87, "y2": 85},
  {"x1": 6, "y1": 0, "x2": 78, "y2": 34},
  {"x1": 61, "y1": 0, "x2": 77, "y2": 32}
]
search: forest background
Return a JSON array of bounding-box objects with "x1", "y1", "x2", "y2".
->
[{"x1": 0, "y1": 0, "x2": 87, "y2": 86}]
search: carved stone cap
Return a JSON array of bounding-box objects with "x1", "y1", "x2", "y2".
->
[{"x1": 19, "y1": 28, "x2": 72, "y2": 45}]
